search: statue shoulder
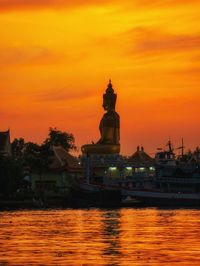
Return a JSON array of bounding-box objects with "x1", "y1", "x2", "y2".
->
[
  {"x1": 114, "y1": 111, "x2": 120, "y2": 119},
  {"x1": 104, "y1": 110, "x2": 119, "y2": 119},
  {"x1": 101, "y1": 111, "x2": 120, "y2": 128}
]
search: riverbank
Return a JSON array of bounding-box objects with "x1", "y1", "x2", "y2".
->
[{"x1": 0, "y1": 196, "x2": 71, "y2": 210}]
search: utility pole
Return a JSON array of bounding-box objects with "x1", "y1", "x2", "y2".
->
[{"x1": 181, "y1": 138, "x2": 184, "y2": 157}]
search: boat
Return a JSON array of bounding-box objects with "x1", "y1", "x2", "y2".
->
[
  {"x1": 121, "y1": 176, "x2": 200, "y2": 206},
  {"x1": 121, "y1": 141, "x2": 200, "y2": 207}
]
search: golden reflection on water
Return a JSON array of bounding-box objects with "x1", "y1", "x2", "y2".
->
[{"x1": 0, "y1": 208, "x2": 200, "y2": 265}]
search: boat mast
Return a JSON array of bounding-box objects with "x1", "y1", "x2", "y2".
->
[
  {"x1": 177, "y1": 138, "x2": 185, "y2": 157},
  {"x1": 181, "y1": 138, "x2": 184, "y2": 157},
  {"x1": 167, "y1": 139, "x2": 173, "y2": 153}
]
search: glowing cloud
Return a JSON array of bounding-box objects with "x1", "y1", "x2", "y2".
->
[{"x1": 1, "y1": 0, "x2": 200, "y2": 154}]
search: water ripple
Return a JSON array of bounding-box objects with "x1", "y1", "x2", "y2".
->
[{"x1": 0, "y1": 208, "x2": 200, "y2": 265}]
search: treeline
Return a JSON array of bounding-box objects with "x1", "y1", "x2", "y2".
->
[
  {"x1": 0, "y1": 128, "x2": 76, "y2": 198},
  {"x1": 11, "y1": 127, "x2": 76, "y2": 172}
]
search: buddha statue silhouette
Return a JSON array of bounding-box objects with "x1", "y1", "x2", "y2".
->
[{"x1": 81, "y1": 80, "x2": 120, "y2": 154}]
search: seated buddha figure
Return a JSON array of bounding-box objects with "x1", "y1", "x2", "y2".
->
[{"x1": 81, "y1": 80, "x2": 120, "y2": 154}]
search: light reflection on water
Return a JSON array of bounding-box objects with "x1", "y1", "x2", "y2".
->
[{"x1": 0, "y1": 208, "x2": 200, "y2": 265}]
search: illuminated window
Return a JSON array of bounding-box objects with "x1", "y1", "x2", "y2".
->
[{"x1": 109, "y1": 167, "x2": 117, "y2": 171}]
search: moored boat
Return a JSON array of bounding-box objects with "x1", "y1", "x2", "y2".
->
[
  {"x1": 122, "y1": 142, "x2": 200, "y2": 207},
  {"x1": 123, "y1": 192, "x2": 200, "y2": 206}
]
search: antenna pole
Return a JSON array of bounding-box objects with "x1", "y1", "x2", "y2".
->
[{"x1": 181, "y1": 138, "x2": 184, "y2": 157}]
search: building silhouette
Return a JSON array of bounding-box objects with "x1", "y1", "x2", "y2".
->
[{"x1": 0, "y1": 130, "x2": 12, "y2": 156}]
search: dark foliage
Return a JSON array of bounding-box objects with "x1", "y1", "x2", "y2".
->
[
  {"x1": 1, "y1": 128, "x2": 77, "y2": 198},
  {"x1": 11, "y1": 138, "x2": 25, "y2": 158},
  {"x1": 0, "y1": 155, "x2": 23, "y2": 198},
  {"x1": 43, "y1": 127, "x2": 76, "y2": 152}
]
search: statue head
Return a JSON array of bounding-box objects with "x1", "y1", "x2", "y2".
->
[{"x1": 103, "y1": 80, "x2": 117, "y2": 111}]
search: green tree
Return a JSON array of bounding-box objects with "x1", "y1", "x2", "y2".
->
[
  {"x1": 0, "y1": 155, "x2": 23, "y2": 198},
  {"x1": 22, "y1": 141, "x2": 52, "y2": 176},
  {"x1": 43, "y1": 127, "x2": 76, "y2": 152},
  {"x1": 23, "y1": 142, "x2": 41, "y2": 172},
  {"x1": 11, "y1": 138, "x2": 25, "y2": 158}
]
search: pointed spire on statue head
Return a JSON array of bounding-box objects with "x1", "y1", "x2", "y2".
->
[
  {"x1": 103, "y1": 79, "x2": 117, "y2": 110},
  {"x1": 106, "y1": 79, "x2": 114, "y2": 94}
]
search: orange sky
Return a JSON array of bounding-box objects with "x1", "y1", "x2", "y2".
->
[{"x1": 1, "y1": 0, "x2": 200, "y2": 155}]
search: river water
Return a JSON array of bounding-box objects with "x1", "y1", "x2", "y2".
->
[{"x1": 0, "y1": 208, "x2": 200, "y2": 265}]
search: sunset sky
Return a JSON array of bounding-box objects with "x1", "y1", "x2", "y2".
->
[{"x1": 1, "y1": 0, "x2": 200, "y2": 155}]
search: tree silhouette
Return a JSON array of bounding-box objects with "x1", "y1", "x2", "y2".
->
[
  {"x1": 43, "y1": 127, "x2": 77, "y2": 152},
  {"x1": 11, "y1": 138, "x2": 25, "y2": 158}
]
